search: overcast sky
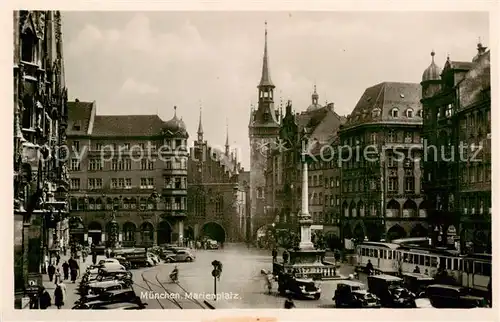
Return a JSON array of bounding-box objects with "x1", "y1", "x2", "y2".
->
[{"x1": 61, "y1": 11, "x2": 489, "y2": 169}]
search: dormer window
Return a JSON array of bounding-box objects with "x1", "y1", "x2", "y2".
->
[
  {"x1": 391, "y1": 108, "x2": 399, "y2": 118},
  {"x1": 405, "y1": 109, "x2": 414, "y2": 118},
  {"x1": 417, "y1": 110, "x2": 423, "y2": 118},
  {"x1": 372, "y1": 108, "x2": 381, "y2": 118}
]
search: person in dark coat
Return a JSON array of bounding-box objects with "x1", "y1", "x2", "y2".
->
[
  {"x1": 62, "y1": 261, "x2": 69, "y2": 280},
  {"x1": 54, "y1": 284, "x2": 64, "y2": 309},
  {"x1": 272, "y1": 248, "x2": 278, "y2": 262},
  {"x1": 92, "y1": 251, "x2": 97, "y2": 265},
  {"x1": 68, "y1": 257, "x2": 79, "y2": 283},
  {"x1": 47, "y1": 263, "x2": 56, "y2": 282},
  {"x1": 282, "y1": 250, "x2": 289, "y2": 264},
  {"x1": 56, "y1": 253, "x2": 61, "y2": 266},
  {"x1": 39, "y1": 287, "x2": 51, "y2": 309}
]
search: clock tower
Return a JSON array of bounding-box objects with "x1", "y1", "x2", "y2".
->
[{"x1": 248, "y1": 21, "x2": 280, "y2": 239}]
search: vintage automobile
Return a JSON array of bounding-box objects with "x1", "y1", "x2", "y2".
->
[
  {"x1": 73, "y1": 300, "x2": 147, "y2": 310},
  {"x1": 81, "y1": 279, "x2": 132, "y2": 296},
  {"x1": 98, "y1": 268, "x2": 133, "y2": 280},
  {"x1": 333, "y1": 281, "x2": 381, "y2": 308},
  {"x1": 147, "y1": 252, "x2": 160, "y2": 265},
  {"x1": 367, "y1": 274, "x2": 416, "y2": 308},
  {"x1": 401, "y1": 272, "x2": 435, "y2": 298},
  {"x1": 164, "y1": 249, "x2": 196, "y2": 263},
  {"x1": 114, "y1": 256, "x2": 132, "y2": 269},
  {"x1": 278, "y1": 273, "x2": 321, "y2": 300},
  {"x1": 74, "y1": 288, "x2": 138, "y2": 306},
  {"x1": 426, "y1": 284, "x2": 488, "y2": 308},
  {"x1": 206, "y1": 239, "x2": 219, "y2": 250}
]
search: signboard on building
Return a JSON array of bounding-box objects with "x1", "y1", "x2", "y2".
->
[{"x1": 25, "y1": 273, "x2": 42, "y2": 295}]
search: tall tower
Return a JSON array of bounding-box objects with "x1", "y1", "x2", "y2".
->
[{"x1": 248, "y1": 21, "x2": 280, "y2": 240}]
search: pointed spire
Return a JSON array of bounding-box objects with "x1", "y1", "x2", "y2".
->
[
  {"x1": 312, "y1": 83, "x2": 319, "y2": 104},
  {"x1": 225, "y1": 118, "x2": 230, "y2": 156},
  {"x1": 259, "y1": 21, "x2": 274, "y2": 87},
  {"x1": 173, "y1": 105, "x2": 177, "y2": 118},
  {"x1": 197, "y1": 102, "x2": 203, "y2": 136}
]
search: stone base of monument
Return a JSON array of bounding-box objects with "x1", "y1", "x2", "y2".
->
[{"x1": 273, "y1": 248, "x2": 346, "y2": 280}]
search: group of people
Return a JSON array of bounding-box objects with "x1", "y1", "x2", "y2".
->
[
  {"x1": 31, "y1": 253, "x2": 82, "y2": 310},
  {"x1": 271, "y1": 248, "x2": 290, "y2": 264}
]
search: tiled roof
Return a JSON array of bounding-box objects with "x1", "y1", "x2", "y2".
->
[
  {"x1": 67, "y1": 101, "x2": 93, "y2": 136},
  {"x1": 343, "y1": 82, "x2": 422, "y2": 128},
  {"x1": 92, "y1": 115, "x2": 165, "y2": 137},
  {"x1": 459, "y1": 50, "x2": 490, "y2": 109}
]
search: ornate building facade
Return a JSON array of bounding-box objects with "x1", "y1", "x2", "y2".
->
[
  {"x1": 13, "y1": 10, "x2": 70, "y2": 302},
  {"x1": 420, "y1": 44, "x2": 491, "y2": 253},
  {"x1": 67, "y1": 102, "x2": 188, "y2": 248},
  {"x1": 187, "y1": 109, "x2": 245, "y2": 242},
  {"x1": 339, "y1": 82, "x2": 428, "y2": 244},
  {"x1": 248, "y1": 23, "x2": 280, "y2": 239},
  {"x1": 265, "y1": 93, "x2": 345, "y2": 247}
]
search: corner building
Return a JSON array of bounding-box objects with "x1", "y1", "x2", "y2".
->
[
  {"x1": 67, "y1": 102, "x2": 188, "y2": 247},
  {"x1": 339, "y1": 82, "x2": 428, "y2": 243},
  {"x1": 420, "y1": 44, "x2": 491, "y2": 253}
]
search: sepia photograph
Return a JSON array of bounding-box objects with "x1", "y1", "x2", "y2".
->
[{"x1": 12, "y1": 9, "x2": 492, "y2": 312}]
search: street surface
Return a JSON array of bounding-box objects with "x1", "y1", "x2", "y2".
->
[{"x1": 132, "y1": 243, "x2": 354, "y2": 309}]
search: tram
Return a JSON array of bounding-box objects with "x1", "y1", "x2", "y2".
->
[{"x1": 355, "y1": 241, "x2": 491, "y2": 294}]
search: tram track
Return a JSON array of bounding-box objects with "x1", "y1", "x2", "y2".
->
[{"x1": 136, "y1": 266, "x2": 206, "y2": 309}]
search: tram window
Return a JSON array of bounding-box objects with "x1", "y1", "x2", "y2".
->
[
  {"x1": 447, "y1": 258, "x2": 452, "y2": 270},
  {"x1": 453, "y1": 259, "x2": 459, "y2": 270},
  {"x1": 424, "y1": 256, "x2": 430, "y2": 266},
  {"x1": 483, "y1": 263, "x2": 492, "y2": 276},
  {"x1": 439, "y1": 257, "x2": 446, "y2": 269},
  {"x1": 419, "y1": 255, "x2": 425, "y2": 266},
  {"x1": 458, "y1": 260, "x2": 463, "y2": 271},
  {"x1": 388, "y1": 251, "x2": 392, "y2": 260},
  {"x1": 403, "y1": 253, "x2": 409, "y2": 263},
  {"x1": 474, "y1": 262, "x2": 481, "y2": 274},
  {"x1": 431, "y1": 257, "x2": 438, "y2": 268},
  {"x1": 408, "y1": 254, "x2": 413, "y2": 264},
  {"x1": 383, "y1": 250, "x2": 387, "y2": 259},
  {"x1": 374, "y1": 250, "x2": 378, "y2": 258},
  {"x1": 361, "y1": 248, "x2": 366, "y2": 256}
]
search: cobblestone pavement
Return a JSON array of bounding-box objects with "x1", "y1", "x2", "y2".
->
[{"x1": 134, "y1": 243, "x2": 356, "y2": 309}]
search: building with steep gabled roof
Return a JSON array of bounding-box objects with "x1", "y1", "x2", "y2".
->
[
  {"x1": 66, "y1": 101, "x2": 190, "y2": 248},
  {"x1": 339, "y1": 81, "x2": 427, "y2": 245}
]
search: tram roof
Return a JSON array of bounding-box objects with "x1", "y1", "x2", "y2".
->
[{"x1": 358, "y1": 241, "x2": 400, "y2": 249}]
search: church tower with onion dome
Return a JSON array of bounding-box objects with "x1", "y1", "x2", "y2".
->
[{"x1": 248, "y1": 21, "x2": 280, "y2": 241}]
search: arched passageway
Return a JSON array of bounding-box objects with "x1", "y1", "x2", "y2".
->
[
  {"x1": 353, "y1": 223, "x2": 366, "y2": 242},
  {"x1": 410, "y1": 224, "x2": 428, "y2": 238},
  {"x1": 387, "y1": 224, "x2": 407, "y2": 241},
  {"x1": 386, "y1": 200, "x2": 400, "y2": 218},
  {"x1": 122, "y1": 222, "x2": 137, "y2": 246},
  {"x1": 87, "y1": 221, "x2": 102, "y2": 245},
  {"x1": 202, "y1": 222, "x2": 226, "y2": 243},
  {"x1": 403, "y1": 199, "x2": 418, "y2": 218},
  {"x1": 157, "y1": 221, "x2": 172, "y2": 245},
  {"x1": 185, "y1": 226, "x2": 195, "y2": 240}
]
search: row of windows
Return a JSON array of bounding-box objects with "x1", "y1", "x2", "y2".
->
[
  {"x1": 460, "y1": 164, "x2": 491, "y2": 184},
  {"x1": 308, "y1": 193, "x2": 340, "y2": 206},
  {"x1": 70, "y1": 177, "x2": 162, "y2": 190},
  {"x1": 70, "y1": 139, "x2": 188, "y2": 153},
  {"x1": 308, "y1": 175, "x2": 341, "y2": 188},
  {"x1": 342, "y1": 131, "x2": 422, "y2": 146},
  {"x1": 342, "y1": 177, "x2": 417, "y2": 193},
  {"x1": 70, "y1": 157, "x2": 188, "y2": 172},
  {"x1": 70, "y1": 196, "x2": 187, "y2": 211},
  {"x1": 164, "y1": 176, "x2": 187, "y2": 190}
]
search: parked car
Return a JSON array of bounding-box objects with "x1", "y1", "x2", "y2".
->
[
  {"x1": 333, "y1": 281, "x2": 380, "y2": 308},
  {"x1": 278, "y1": 273, "x2": 321, "y2": 300},
  {"x1": 401, "y1": 272, "x2": 434, "y2": 298},
  {"x1": 114, "y1": 256, "x2": 132, "y2": 270},
  {"x1": 206, "y1": 239, "x2": 219, "y2": 249},
  {"x1": 73, "y1": 300, "x2": 147, "y2": 310},
  {"x1": 147, "y1": 252, "x2": 160, "y2": 265},
  {"x1": 75, "y1": 288, "x2": 138, "y2": 306},
  {"x1": 83, "y1": 279, "x2": 131, "y2": 296},
  {"x1": 98, "y1": 268, "x2": 133, "y2": 280},
  {"x1": 367, "y1": 274, "x2": 416, "y2": 308},
  {"x1": 164, "y1": 249, "x2": 195, "y2": 263},
  {"x1": 426, "y1": 284, "x2": 488, "y2": 308}
]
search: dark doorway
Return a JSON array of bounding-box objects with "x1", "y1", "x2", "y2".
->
[
  {"x1": 202, "y1": 222, "x2": 226, "y2": 243},
  {"x1": 387, "y1": 224, "x2": 407, "y2": 241},
  {"x1": 87, "y1": 221, "x2": 102, "y2": 246},
  {"x1": 157, "y1": 221, "x2": 172, "y2": 246}
]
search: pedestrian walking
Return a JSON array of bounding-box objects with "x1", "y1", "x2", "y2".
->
[
  {"x1": 54, "y1": 268, "x2": 62, "y2": 285},
  {"x1": 272, "y1": 247, "x2": 278, "y2": 262},
  {"x1": 62, "y1": 261, "x2": 69, "y2": 280},
  {"x1": 39, "y1": 287, "x2": 52, "y2": 310},
  {"x1": 282, "y1": 250, "x2": 289, "y2": 264},
  {"x1": 54, "y1": 283, "x2": 64, "y2": 309},
  {"x1": 91, "y1": 251, "x2": 97, "y2": 265},
  {"x1": 68, "y1": 257, "x2": 79, "y2": 283},
  {"x1": 56, "y1": 252, "x2": 61, "y2": 266},
  {"x1": 82, "y1": 249, "x2": 88, "y2": 263},
  {"x1": 47, "y1": 263, "x2": 55, "y2": 282}
]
